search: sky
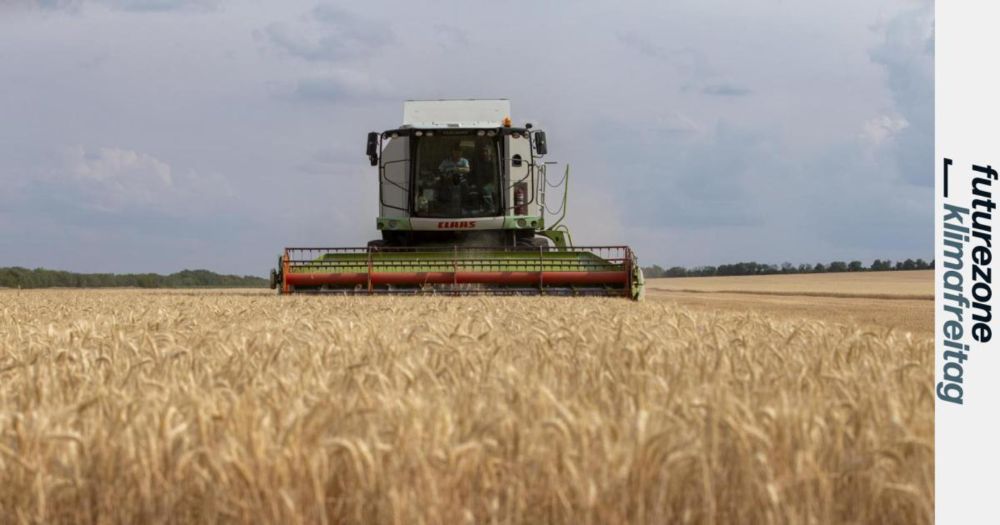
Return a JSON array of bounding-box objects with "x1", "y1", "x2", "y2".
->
[{"x1": 0, "y1": 0, "x2": 933, "y2": 275}]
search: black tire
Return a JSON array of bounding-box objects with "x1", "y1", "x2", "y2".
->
[{"x1": 381, "y1": 230, "x2": 407, "y2": 247}]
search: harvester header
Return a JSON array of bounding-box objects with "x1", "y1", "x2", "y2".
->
[{"x1": 271, "y1": 99, "x2": 644, "y2": 299}]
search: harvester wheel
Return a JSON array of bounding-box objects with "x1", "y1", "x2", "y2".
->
[
  {"x1": 632, "y1": 265, "x2": 645, "y2": 301},
  {"x1": 269, "y1": 268, "x2": 279, "y2": 290}
]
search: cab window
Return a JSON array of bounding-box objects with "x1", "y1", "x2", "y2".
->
[{"x1": 413, "y1": 134, "x2": 502, "y2": 218}]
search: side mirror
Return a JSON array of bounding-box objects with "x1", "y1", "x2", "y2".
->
[
  {"x1": 534, "y1": 131, "x2": 548, "y2": 155},
  {"x1": 366, "y1": 132, "x2": 379, "y2": 166}
]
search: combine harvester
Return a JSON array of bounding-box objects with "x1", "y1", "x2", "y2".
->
[{"x1": 270, "y1": 99, "x2": 643, "y2": 299}]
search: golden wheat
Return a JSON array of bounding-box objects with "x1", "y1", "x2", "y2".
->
[
  {"x1": 647, "y1": 271, "x2": 934, "y2": 336},
  {"x1": 648, "y1": 270, "x2": 933, "y2": 297},
  {"x1": 0, "y1": 289, "x2": 932, "y2": 524}
]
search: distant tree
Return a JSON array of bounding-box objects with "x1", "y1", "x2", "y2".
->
[
  {"x1": 0, "y1": 267, "x2": 267, "y2": 289},
  {"x1": 723, "y1": 262, "x2": 761, "y2": 276},
  {"x1": 871, "y1": 259, "x2": 892, "y2": 271},
  {"x1": 694, "y1": 266, "x2": 717, "y2": 277},
  {"x1": 627, "y1": 256, "x2": 934, "y2": 280},
  {"x1": 665, "y1": 266, "x2": 688, "y2": 277},
  {"x1": 642, "y1": 265, "x2": 666, "y2": 278}
]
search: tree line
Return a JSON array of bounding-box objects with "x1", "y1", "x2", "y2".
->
[
  {"x1": 0, "y1": 267, "x2": 267, "y2": 289},
  {"x1": 642, "y1": 258, "x2": 934, "y2": 279}
]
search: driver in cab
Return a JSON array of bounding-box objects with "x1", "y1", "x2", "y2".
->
[
  {"x1": 438, "y1": 145, "x2": 470, "y2": 179},
  {"x1": 435, "y1": 144, "x2": 469, "y2": 214}
]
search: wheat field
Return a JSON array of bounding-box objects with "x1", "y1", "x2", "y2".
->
[
  {"x1": 647, "y1": 271, "x2": 933, "y2": 336},
  {"x1": 0, "y1": 289, "x2": 932, "y2": 524},
  {"x1": 647, "y1": 270, "x2": 933, "y2": 298}
]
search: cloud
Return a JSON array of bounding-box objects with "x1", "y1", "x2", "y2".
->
[
  {"x1": 868, "y1": 2, "x2": 933, "y2": 186},
  {"x1": 104, "y1": 0, "x2": 220, "y2": 12},
  {"x1": 1, "y1": 142, "x2": 256, "y2": 273},
  {"x1": 432, "y1": 24, "x2": 469, "y2": 47},
  {"x1": 612, "y1": 116, "x2": 929, "y2": 265},
  {"x1": 861, "y1": 114, "x2": 909, "y2": 145},
  {"x1": 616, "y1": 32, "x2": 671, "y2": 61},
  {"x1": 261, "y1": 5, "x2": 393, "y2": 63},
  {"x1": 45, "y1": 146, "x2": 234, "y2": 216},
  {"x1": 652, "y1": 112, "x2": 702, "y2": 136},
  {"x1": 67, "y1": 146, "x2": 174, "y2": 211},
  {"x1": 615, "y1": 32, "x2": 715, "y2": 80},
  {"x1": 259, "y1": 6, "x2": 396, "y2": 104},
  {"x1": 797, "y1": 138, "x2": 930, "y2": 255},
  {"x1": 701, "y1": 83, "x2": 752, "y2": 97},
  {"x1": 0, "y1": 0, "x2": 934, "y2": 273},
  {"x1": 5, "y1": 0, "x2": 74, "y2": 9},
  {"x1": 606, "y1": 119, "x2": 782, "y2": 229},
  {"x1": 26, "y1": 0, "x2": 219, "y2": 12},
  {"x1": 618, "y1": 32, "x2": 750, "y2": 99},
  {"x1": 297, "y1": 146, "x2": 367, "y2": 175},
  {"x1": 290, "y1": 69, "x2": 392, "y2": 102},
  {"x1": 71, "y1": 146, "x2": 171, "y2": 184}
]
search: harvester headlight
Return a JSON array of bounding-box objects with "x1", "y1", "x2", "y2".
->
[
  {"x1": 415, "y1": 131, "x2": 423, "y2": 137},
  {"x1": 517, "y1": 218, "x2": 527, "y2": 228},
  {"x1": 391, "y1": 133, "x2": 399, "y2": 138},
  {"x1": 477, "y1": 130, "x2": 485, "y2": 136},
  {"x1": 512, "y1": 132, "x2": 521, "y2": 139},
  {"x1": 425, "y1": 131, "x2": 434, "y2": 136},
  {"x1": 487, "y1": 131, "x2": 496, "y2": 137}
]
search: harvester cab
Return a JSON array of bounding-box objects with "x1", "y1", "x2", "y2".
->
[{"x1": 271, "y1": 99, "x2": 644, "y2": 299}]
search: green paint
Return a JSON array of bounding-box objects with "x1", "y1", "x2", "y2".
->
[
  {"x1": 376, "y1": 217, "x2": 413, "y2": 231},
  {"x1": 501, "y1": 216, "x2": 543, "y2": 230},
  {"x1": 537, "y1": 230, "x2": 569, "y2": 249},
  {"x1": 631, "y1": 263, "x2": 645, "y2": 301}
]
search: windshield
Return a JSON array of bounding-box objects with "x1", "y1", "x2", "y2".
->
[{"x1": 413, "y1": 134, "x2": 502, "y2": 218}]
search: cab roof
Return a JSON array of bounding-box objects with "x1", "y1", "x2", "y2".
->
[{"x1": 402, "y1": 99, "x2": 510, "y2": 128}]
